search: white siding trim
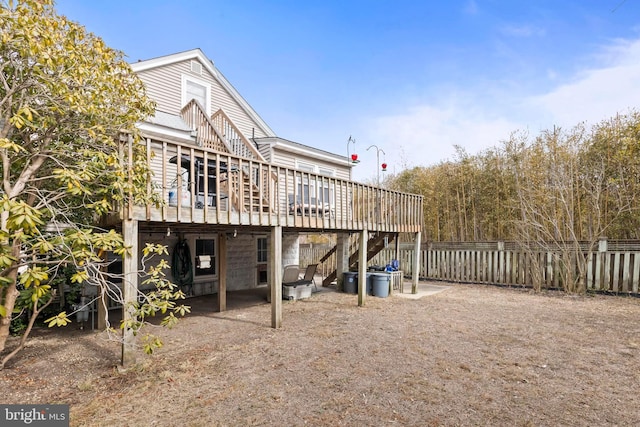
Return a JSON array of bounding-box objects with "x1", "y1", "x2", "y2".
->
[
  {"x1": 137, "y1": 122, "x2": 195, "y2": 144},
  {"x1": 181, "y1": 74, "x2": 212, "y2": 115},
  {"x1": 296, "y1": 160, "x2": 315, "y2": 172},
  {"x1": 273, "y1": 140, "x2": 348, "y2": 165},
  {"x1": 318, "y1": 166, "x2": 336, "y2": 177}
]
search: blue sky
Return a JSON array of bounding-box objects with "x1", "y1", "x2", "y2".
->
[{"x1": 55, "y1": 0, "x2": 640, "y2": 182}]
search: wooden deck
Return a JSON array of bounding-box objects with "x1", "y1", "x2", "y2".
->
[{"x1": 127, "y1": 137, "x2": 423, "y2": 233}]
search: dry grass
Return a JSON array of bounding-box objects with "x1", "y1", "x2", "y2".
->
[{"x1": 2, "y1": 283, "x2": 640, "y2": 426}]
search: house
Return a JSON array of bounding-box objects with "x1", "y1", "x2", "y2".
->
[{"x1": 103, "y1": 49, "x2": 423, "y2": 359}]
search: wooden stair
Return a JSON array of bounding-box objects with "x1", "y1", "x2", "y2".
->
[
  {"x1": 241, "y1": 168, "x2": 271, "y2": 213},
  {"x1": 321, "y1": 232, "x2": 397, "y2": 287}
]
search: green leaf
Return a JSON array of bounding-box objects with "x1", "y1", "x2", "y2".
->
[
  {"x1": 19, "y1": 267, "x2": 49, "y2": 288},
  {"x1": 46, "y1": 312, "x2": 70, "y2": 327}
]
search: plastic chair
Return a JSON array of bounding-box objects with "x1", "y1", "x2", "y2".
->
[{"x1": 300, "y1": 264, "x2": 318, "y2": 291}]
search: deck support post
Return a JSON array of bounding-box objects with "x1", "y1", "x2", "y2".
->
[
  {"x1": 270, "y1": 226, "x2": 282, "y2": 328},
  {"x1": 121, "y1": 218, "x2": 139, "y2": 367},
  {"x1": 412, "y1": 231, "x2": 421, "y2": 294},
  {"x1": 358, "y1": 228, "x2": 368, "y2": 307},
  {"x1": 336, "y1": 233, "x2": 349, "y2": 290},
  {"x1": 218, "y1": 232, "x2": 227, "y2": 312}
]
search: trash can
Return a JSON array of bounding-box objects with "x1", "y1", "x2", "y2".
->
[
  {"x1": 357, "y1": 272, "x2": 373, "y2": 295},
  {"x1": 365, "y1": 272, "x2": 374, "y2": 295},
  {"x1": 371, "y1": 273, "x2": 390, "y2": 298},
  {"x1": 343, "y1": 272, "x2": 357, "y2": 294}
]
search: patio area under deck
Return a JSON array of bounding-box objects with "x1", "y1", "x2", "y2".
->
[{"x1": 116, "y1": 137, "x2": 423, "y2": 365}]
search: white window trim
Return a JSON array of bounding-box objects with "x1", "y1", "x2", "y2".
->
[
  {"x1": 318, "y1": 167, "x2": 336, "y2": 177},
  {"x1": 181, "y1": 74, "x2": 212, "y2": 115},
  {"x1": 295, "y1": 159, "x2": 336, "y2": 178},
  {"x1": 296, "y1": 160, "x2": 316, "y2": 173},
  {"x1": 186, "y1": 234, "x2": 217, "y2": 281}
]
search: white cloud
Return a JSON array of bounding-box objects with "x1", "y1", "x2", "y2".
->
[
  {"x1": 500, "y1": 24, "x2": 546, "y2": 38},
  {"x1": 356, "y1": 102, "x2": 519, "y2": 180},
  {"x1": 529, "y1": 38, "x2": 640, "y2": 128},
  {"x1": 352, "y1": 36, "x2": 640, "y2": 181}
]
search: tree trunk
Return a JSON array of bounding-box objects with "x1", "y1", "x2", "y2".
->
[
  {"x1": 1, "y1": 292, "x2": 54, "y2": 369},
  {"x1": 0, "y1": 241, "x2": 21, "y2": 355}
]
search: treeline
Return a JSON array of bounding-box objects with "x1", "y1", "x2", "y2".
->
[{"x1": 388, "y1": 111, "x2": 640, "y2": 243}]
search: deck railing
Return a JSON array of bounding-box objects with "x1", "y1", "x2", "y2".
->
[
  {"x1": 133, "y1": 138, "x2": 423, "y2": 232},
  {"x1": 211, "y1": 108, "x2": 263, "y2": 161},
  {"x1": 180, "y1": 99, "x2": 229, "y2": 153}
]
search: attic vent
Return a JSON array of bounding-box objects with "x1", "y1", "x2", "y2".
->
[{"x1": 190, "y1": 61, "x2": 202, "y2": 75}]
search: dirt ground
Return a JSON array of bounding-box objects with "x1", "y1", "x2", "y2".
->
[{"x1": 2, "y1": 282, "x2": 640, "y2": 426}]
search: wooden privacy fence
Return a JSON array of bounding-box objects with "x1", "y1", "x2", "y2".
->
[
  {"x1": 299, "y1": 245, "x2": 336, "y2": 279},
  {"x1": 301, "y1": 240, "x2": 640, "y2": 294}
]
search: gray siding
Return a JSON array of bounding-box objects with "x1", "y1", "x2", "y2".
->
[
  {"x1": 138, "y1": 59, "x2": 269, "y2": 142},
  {"x1": 271, "y1": 148, "x2": 351, "y2": 180},
  {"x1": 257, "y1": 143, "x2": 272, "y2": 163},
  {"x1": 147, "y1": 140, "x2": 181, "y2": 203},
  {"x1": 138, "y1": 63, "x2": 183, "y2": 114}
]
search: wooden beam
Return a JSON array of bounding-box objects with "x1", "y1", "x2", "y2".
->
[
  {"x1": 336, "y1": 233, "x2": 349, "y2": 291},
  {"x1": 121, "y1": 218, "x2": 138, "y2": 367},
  {"x1": 412, "y1": 231, "x2": 421, "y2": 294},
  {"x1": 358, "y1": 228, "x2": 368, "y2": 307},
  {"x1": 270, "y1": 226, "x2": 282, "y2": 328},
  {"x1": 218, "y1": 232, "x2": 227, "y2": 312}
]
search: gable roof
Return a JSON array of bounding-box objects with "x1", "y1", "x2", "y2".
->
[{"x1": 130, "y1": 48, "x2": 276, "y2": 138}]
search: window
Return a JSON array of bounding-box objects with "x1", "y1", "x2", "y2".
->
[
  {"x1": 291, "y1": 161, "x2": 335, "y2": 216},
  {"x1": 318, "y1": 180, "x2": 334, "y2": 207},
  {"x1": 182, "y1": 75, "x2": 211, "y2": 114},
  {"x1": 297, "y1": 176, "x2": 313, "y2": 205},
  {"x1": 318, "y1": 167, "x2": 336, "y2": 177},
  {"x1": 257, "y1": 237, "x2": 268, "y2": 263},
  {"x1": 194, "y1": 238, "x2": 215, "y2": 276},
  {"x1": 296, "y1": 160, "x2": 315, "y2": 173}
]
